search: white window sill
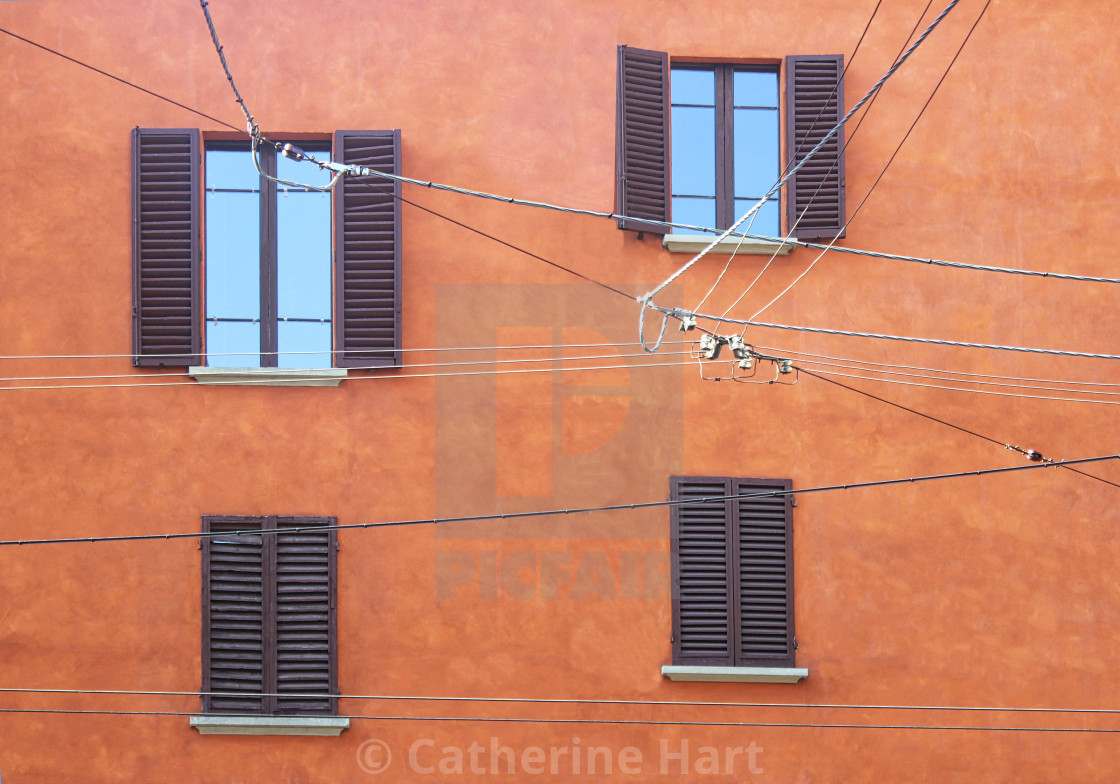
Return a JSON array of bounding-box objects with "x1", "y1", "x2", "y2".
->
[
  {"x1": 190, "y1": 716, "x2": 350, "y2": 736},
  {"x1": 662, "y1": 234, "x2": 794, "y2": 255},
  {"x1": 661, "y1": 665, "x2": 808, "y2": 683},
  {"x1": 188, "y1": 367, "x2": 348, "y2": 387}
]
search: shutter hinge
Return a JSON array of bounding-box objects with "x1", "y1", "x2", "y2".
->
[
  {"x1": 791, "y1": 498, "x2": 797, "y2": 507},
  {"x1": 793, "y1": 637, "x2": 799, "y2": 650},
  {"x1": 336, "y1": 540, "x2": 341, "y2": 551}
]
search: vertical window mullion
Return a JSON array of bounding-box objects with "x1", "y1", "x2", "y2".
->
[
  {"x1": 715, "y1": 66, "x2": 734, "y2": 230},
  {"x1": 262, "y1": 516, "x2": 278, "y2": 714},
  {"x1": 260, "y1": 152, "x2": 279, "y2": 367}
]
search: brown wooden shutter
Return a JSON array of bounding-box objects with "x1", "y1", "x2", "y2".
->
[
  {"x1": 671, "y1": 477, "x2": 734, "y2": 666},
  {"x1": 131, "y1": 128, "x2": 200, "y2": 367},
  {"x1": 202, "y1": 516, "x2": 266, "y2": 714},
  {"x1": 734, "y1": 478, "x2": 795, "y2": 666},
  {"x1": 785, "y1": 55, "x2": 846, "y2": 240},
  {"x1": 334, "y1": 130, "x2": 402, "y2": 368},
  {"x1": 273, "y1": 517, "x2": 337, "y2": 715},
  {"x1": 616, "y1": 45, "x2": 670, "y2": 234}
]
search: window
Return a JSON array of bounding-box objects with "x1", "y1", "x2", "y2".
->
[
  {"x1": 670, "y1": 476, "x2": 795, "y2": 668},
  {"x1": 132, "y1": 129, "x2": 402, "y2": 369},
  {"x1": 204, "y1": 142, "x2": 333, "y2": 368},
  {"x1": 616, "y1": 46, "x2": 845, "y2": 240},
  {"x1": 201, "y1": 515, "x2": 337, "y2": 715}
]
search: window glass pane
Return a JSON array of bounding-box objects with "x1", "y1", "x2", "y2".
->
[
  {"x1": 733, "y1": 107, "x2": 779, "y2": 198},
  {"x1": 671, "y1": 106, "x2": 716, "y2": 198},
  {"x1": 277, "y1": 187, "x2": 331, "y2": 321},
  {"x1": 733, "y1": 70, "x2": 778, "y2": 108},
  {"x1": 278, "y1": 322, "x2": 332, "y2": 369},
  {"x1": 733, "y1": 198, "x2": 780, "y2": 236},
  {"x1": 671, "y1": 68, "x2": 714, "y2": 106},
  {"x1": 205, "y1": 150, "x2": 260, "y2": 326},
  {"x1": 206, "y1": 320, "x2": 261, "y2": 368},
  {"x1": 206, "y1": 148, "x2": 261, "y2": 191},
  {"x1": 673, "y1": 196, "x2": 717, "y2": 232}
]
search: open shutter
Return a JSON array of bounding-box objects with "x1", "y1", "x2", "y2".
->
[
  {"x1": 671, "y1": 477, "x2": 734, "y2": 666},
  {"x1": 132, "y1": 128, "x2": 200, "y2": 366},
  {"x1": 273, "y1": 517, "x2": 337, "y2": 715},
  {"x1": 735, "y1": 479, "x2": 795, "y2": 666},
  {"x1": 785, "y1": 55, "x2": 846, "y2": 240},
  {"x1": 335, "y1": 130, "x2": 402, "y2": 368},
  {"x1": 202, "y1": 516, "x2": 266, "y2": 714},
  {"x1": 616, "y1": 46, "x2": 670, "y2": 234}
]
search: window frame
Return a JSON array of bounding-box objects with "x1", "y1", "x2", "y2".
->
[
  {"x1": 670, "y1": 476, "x2": 796, "y2": 669},
  {"x1": 201, "y1": 515, "x2": 338, "y2": 717},
  {"x1": 669, "y1": 62, "x2": 780, "y2": 233},
  {"x1": 203, "y1": 139, "x2": 333, "y2": 369}
]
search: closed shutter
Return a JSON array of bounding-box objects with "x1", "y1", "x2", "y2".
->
[
  {"x1": 616, "y1": 46, "x2": 670, "y2": 234},
  {"x1": 132, "y1": 128, "x2": 200, "y2": 366},
  {"x1": 671, "y1": 477, "x2": 734, "y2": 666},
  {"x1": 335, "y1": 130, "x2": 402, "y2": 368},
  {"x1": 274, "y1": 517, "x2": 337, "y2": 715},
  {"x1": 785, "y1": 55, "x2": 846, "y2": 240},
  {"x1": 734, "y1": 478, "x2": 795, "y2": 666},
  {"x1": 202, "y1": 516, "x2": 266, "y2": 714}
]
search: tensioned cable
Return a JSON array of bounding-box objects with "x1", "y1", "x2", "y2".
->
[
  {"x1": 0, "y1": 707, "x2": 1114, "y2": 733},
  {"x1": 640, "y1": 0, "x2": 961, "y2": 306},
  {"x1": 794, "y1": 357, "x2": 1120, "y2": 399},
  {"x1": 741, "y1": 0, "x2": 992, "y2": 324},
  {"x1": 0, "y1": 341, "x2": 691, "y2": 362},
  {"x1": 800, "y1": 366, "x2": 1120, "y2": 407},
  {"x1": 706, "y1": 0, "x2": 932, "y2": 330},
  {"x1": 4, "y1": 26, "x2": 1117, "y2": 287},
  {"x1": 6, "y1": 687, "x2": 1120, "y2": 716},
  {"x1": 0, "y1": 351, "x2": 692, "y2": 385},
  {"x1": 757, "y1": 344, "x2": 1120, "y2": 389},
  {"x1": 797, "y1": 366, "x2": 1120, "y2": 490},
  {"x1": 197, "y1": 0, "x2": 255, "y2": 131},
  {"x1": 677, "y1": 313, "x2": 1120, "y2": 361},
  {"x1": 0, "y1": 358, "x2": 694, "y2": 393},
  {"x1": 0, "y1": 454, "x2": 1114, "y2": 546}
]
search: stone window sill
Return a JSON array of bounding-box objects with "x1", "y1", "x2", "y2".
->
[
  {"x1": 661, "y1": 665, "x2": 808, "y2": 683},
  {"x1": 662, "y1": 234, "x2": 794, "y2": 255},
  {"x1": 188, "y1": 367, "x2": 348, "y2": 387},
  {"x1": 190, "y1": 716, "x2": 350, "y2": 736}
]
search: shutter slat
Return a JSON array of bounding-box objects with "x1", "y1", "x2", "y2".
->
[
  {"x1": 335, "y1": 130, "x2": 401, "y2": 368},
  {"x1": 785, "y1": 55, "x2": 846, "y2": 240},
  {"x1": 616, "y1": 46, "x2": 670, "y2": 233},
  {"x1": 132, "y1": 128, "x2": 199, "y2": 366}
]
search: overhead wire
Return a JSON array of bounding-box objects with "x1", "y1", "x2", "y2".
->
[
  {"x1": 6, "y1": 687, "x2": 1120, "y2": 716},
  {"x1": 731, "y1": 0, "x2": 991, "y2": 325},
  {"x1": 796, "y1": 367, "x2": 1120, "y2": 489},
  {"x1": 639, "y1": 0, "x2": 962, "y2": 310},
  {"x1": 2, "y1": 25, "x2": 1116, "y2": 288},
  {"x1": 0, "y1": 454, "x2": 1115, "y2": 547},
  {"x1": 0, "y1": 707, "x2": 1116, "y2": 733},
  {"x1": 707, "y1": 0, "x2": 922, "y2": 330}
]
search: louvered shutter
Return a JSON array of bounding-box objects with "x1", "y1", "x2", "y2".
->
[
  {"x1": 202, "y1": 516, "x2": 266, "y2": 714},
  {"x1": 274, "y1": 517, "x2": 336, "y2": 715},
  {"x1": 734, "y1": 478, "x2": 795, "y2": 666},
  {"x1": 334, "y1": 130, "x2": 401, "y2": 368},
  {"x1": 671, "y1": 477, "x2": 734, "y2": 666},
  {"x1": 616, "y1": 46, "x2": 670, "y2": 234},
  {"x1": 785, "y1": 55, "x2": 846, "y2": 240},
  {"x1": 132, "y1": 128, "x2": 200, "y2": 366}
]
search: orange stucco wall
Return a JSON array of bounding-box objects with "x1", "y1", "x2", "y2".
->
[{"x1": 3, "y1": 0, "x2": 1120, "y2": 781}]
